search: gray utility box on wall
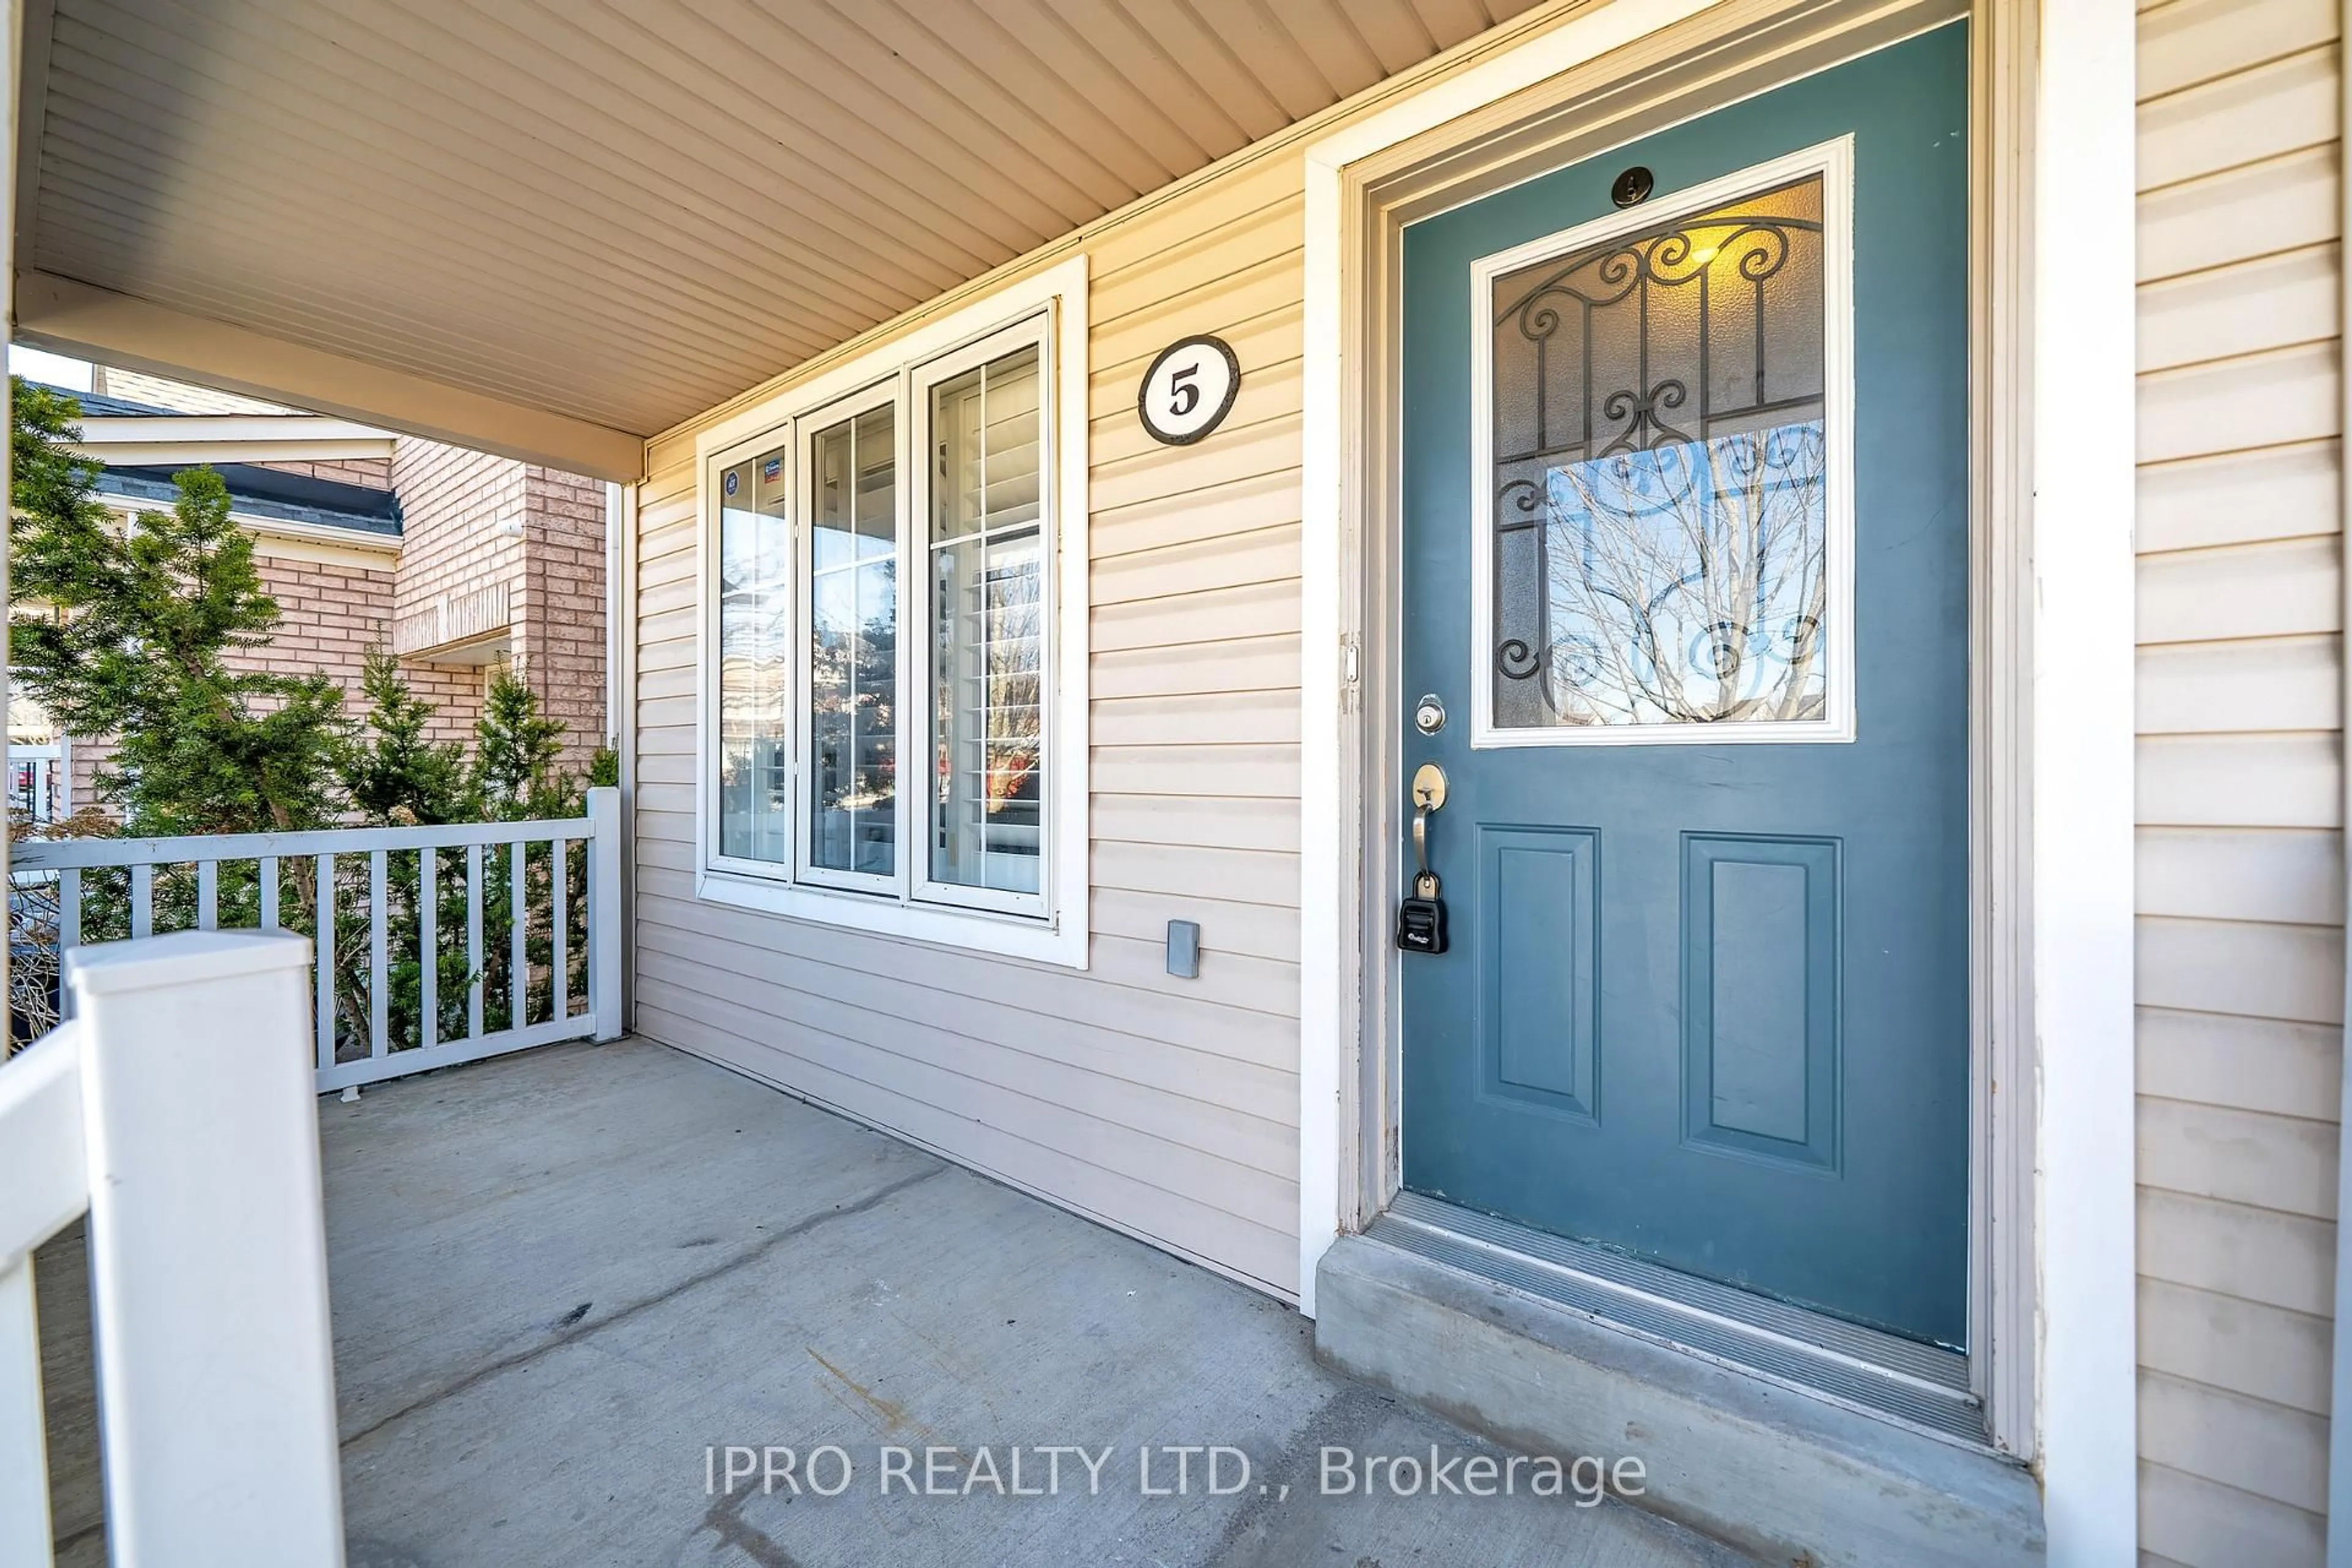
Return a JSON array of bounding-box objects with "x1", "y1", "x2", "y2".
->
[{"x1": 1165, "y1": 920, "x2": 1200, "y2": 979}]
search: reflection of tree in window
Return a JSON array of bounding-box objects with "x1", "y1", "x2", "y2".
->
[
  {"x1": 1528, "y1": 426, "x2": 1825, "y2": 725},
  {"x1": 1487, "y1": 175, "x2": 1831, "y2": 731},
  {"x1": 718, "y1": 450, "x2": 791, "y2": 860},
  {"x1": 807, "y1": 405, "x2": 897, "y2": 876},
  {"x1": 929, "y1": 347, "x2": 1044, "y2": 895}
]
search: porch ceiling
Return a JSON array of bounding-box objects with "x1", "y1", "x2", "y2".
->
[{"x1": 14, "y1": 0, "x2": 1544, "y2": 474}]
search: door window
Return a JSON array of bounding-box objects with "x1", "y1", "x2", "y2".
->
[{"x1": 1474, "y1": 145, "x2": 1853, "y2": 745}]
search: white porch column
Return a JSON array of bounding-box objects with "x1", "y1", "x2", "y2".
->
[
  {"x1": 588, "y1": 784, "x2": 625, "y2": 1041},
  {"x1": 2032, "y1": 0, "x2": 2140, "y2": 1558},
  {"x1": 70, "y1": 931, "x2": 346, "y2": 1567}
]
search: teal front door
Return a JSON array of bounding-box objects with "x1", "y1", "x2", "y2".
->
[{"x1": 1397, "y1": 26, "x2": 1970, "y2": 1347}]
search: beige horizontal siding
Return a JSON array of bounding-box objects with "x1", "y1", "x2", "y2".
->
[
  {"x1": 627, "y1": 145, "x2": 1310, "y2": 1298},
  {"x1": 2134, "y1": 2, "x2": 2345, "y2": 1559},
  {"x1": 609, "y1": 12, "x2": 2352, "y2": 1516}
]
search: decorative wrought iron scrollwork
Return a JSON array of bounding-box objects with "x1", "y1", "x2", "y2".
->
[
  {"x1": 1486, "y1": 174, "x2": 1831, "y2": 729},
  {"x1": 1496, "y1": 195, "x2": 1819, "y2": 467},
  {"x1": 1599, "y1": 379, "x2": 1692, "y2": 454}
]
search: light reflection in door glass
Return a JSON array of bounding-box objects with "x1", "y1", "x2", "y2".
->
[{"x1": 1488, "y1": 175, "x2": 1831, "y2": 732}]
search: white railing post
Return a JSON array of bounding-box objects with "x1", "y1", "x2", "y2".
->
[
  {"x1": 587, "y1": 785, "x2": 623, "y2": 1042},
  {"x1": 0, "y1": 1250, "x2": 56, "y2": 1564},
  {"x1": 68, "y1": 930, "x2": 346, "y2": 1567},
  {"x1": 0, "y1": 1023, "x2": 86, "y2": 1568}
]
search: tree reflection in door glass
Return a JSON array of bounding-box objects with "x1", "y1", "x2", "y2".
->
[{"x1": 1495, "y1": 420, "x2": 1827, "y2": 728}]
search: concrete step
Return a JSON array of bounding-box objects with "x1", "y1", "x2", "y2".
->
[{"x1": 1313, "y1": 1232, "x2": 2046, "y2": 1568}]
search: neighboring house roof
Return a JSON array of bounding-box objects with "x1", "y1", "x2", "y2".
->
[
  {"x1": 25, "y1": 381, "x2": 404, "y2": 541},
  {"x1": 44, "y1": 385, "x2": 184, "y2": 418},
  {"x1": 94, "y1": 464, "x2": 402, "y2": 540}
]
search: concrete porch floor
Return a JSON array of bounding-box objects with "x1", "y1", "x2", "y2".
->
[
  {"x1": 318, "y1": 1037, "x2": 1755, "y2": 1567},
  {"x1": 36, "y1": 1035, "x2": 1754, "y2": 1565}
]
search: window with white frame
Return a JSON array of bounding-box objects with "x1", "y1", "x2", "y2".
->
[
  {"x1": 698, "y1": 266, "x2": 1087, "y2": 966},
  {"x1": 918, "y1": 335, "x2": 1047, "y2": 910}
]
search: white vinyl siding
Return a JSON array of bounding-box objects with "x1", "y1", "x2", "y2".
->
[
  {"x1": 632, "y1": 153, "x2": 1306, "y2": 1297},
  {"x1": 2134, "y1": 0, "x2": 2343, "y2": 1559}
]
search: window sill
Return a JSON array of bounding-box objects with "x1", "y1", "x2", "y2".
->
[{"x1": 693, "y1": 865, "x2": 1088, "y2": 970}]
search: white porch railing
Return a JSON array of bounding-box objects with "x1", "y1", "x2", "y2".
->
[
  {"x1": 12, "y1": 786, "x2": 622, "y2": 1093},
  {"x1": 1, "y1": 931, "x2": 346, "y2": 1566}
]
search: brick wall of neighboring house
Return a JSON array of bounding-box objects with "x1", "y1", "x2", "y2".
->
[
  {"x1": 402, "y1": 663, "x2": 490, "y2": 748},
  {"x1": 244, "y1": 552, "x2": 396, "y2": 688},
  {"x1": 519, "y1": 465, "x2": 609, "y2": 766},
  {"x1": 249, "y1": 456, "x2": 396, "y2": 488},
  {"x1": 257, "y1": 547, "x2": 486, "y2": 752},
  {"x1": 388, "y1": 439, "x2": 524, "y2": 630},
  {"x1": 390, "y1": 440, "x2": 608, "y2": 771},
  {"x1": 66, "y1": 546, "x2": 405, "y2": 810},
  {"x1": 388, "y1": 436, "x2": 526, "y2": 750}
]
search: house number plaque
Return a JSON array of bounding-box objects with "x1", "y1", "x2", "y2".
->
[{"x1": 1137, "y1": 334, "x2": 1240, "y2": 446}]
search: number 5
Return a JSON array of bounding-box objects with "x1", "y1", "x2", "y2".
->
[{"x1": 1169, "y1": 363, "x2": 1200, "y2": 417}]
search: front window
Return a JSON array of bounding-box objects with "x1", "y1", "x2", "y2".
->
[
  {"x1": 707, "y1": 310, "x2": 1065, "y2": 931},
  {"x1": 924, "y1": 345, "x2": 1045, "y2": 901}
]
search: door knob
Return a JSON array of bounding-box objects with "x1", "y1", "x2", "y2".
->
[
  {"x1": 1411, "y1": 763, "x2": 1447, "y2": 894},
  {"x1": 1399, "y1": 762, "x2": 1450, "y2": 954}
]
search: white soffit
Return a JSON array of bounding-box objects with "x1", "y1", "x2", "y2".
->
[{"x1": 17, "y1": 0, "x2": 1545, "y2": 447}]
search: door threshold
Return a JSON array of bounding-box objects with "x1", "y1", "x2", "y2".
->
[
  {"x1": 1314, "y1": 1229, "x2": 2042, "y2": 1565},
  {"x1": 1372, "y1": 1191, "x2": 1984, "y2": 1446}
]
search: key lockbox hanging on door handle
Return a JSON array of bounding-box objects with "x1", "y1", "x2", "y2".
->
[{"x1": 1396, "y1": 763, "x2": 1449, "y2": 954}]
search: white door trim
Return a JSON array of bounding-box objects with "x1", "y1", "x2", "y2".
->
[
  {"x1": 1298, "y1": 0, "x2": 1725, "y2": 1317},
  {"x1": 1297, "y1": 0, "x2": 2136, "y2": 1534}
]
